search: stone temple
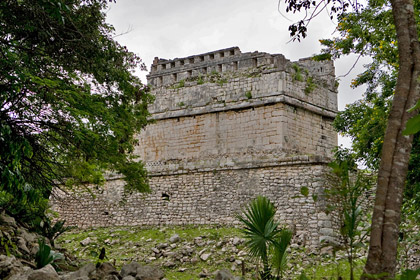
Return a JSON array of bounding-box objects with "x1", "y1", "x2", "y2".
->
[{"x1": 52, "y1": 47, "x2": 338, "y2": 249}]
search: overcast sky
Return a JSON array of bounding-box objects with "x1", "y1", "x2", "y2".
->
[{"x1": 105, "y1": 0, "x2": 370, "y2": 148}]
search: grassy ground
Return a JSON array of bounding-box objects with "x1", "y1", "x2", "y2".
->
[
  {"x1": 57, "y1": 225, "x2": 251, "y2": 279},
  {"x1": 56, "y1": 226, "x2": 365, "y2": 280}
]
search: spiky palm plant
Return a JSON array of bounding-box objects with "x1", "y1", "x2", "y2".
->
[
  {"x1": 237, "y1": 196, "x2": 280, "y2": 279},
  {"x1": 272, "y1": 229, "x2": 293, "y2": 279}
]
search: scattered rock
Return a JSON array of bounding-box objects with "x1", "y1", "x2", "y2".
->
[
  {"x1": 121, "y1": 262, "x2": 142, "y2": 278},
  {"x1": 237, "y1": 250, "x2": 247, "y2": 257},
  {"x1": 121, "y1": 262, "x2": 164, "y2": 280},
  {"x1": 66, "y1": 262, "x2": 96, "y2": 279},
  {"x1": 136, "y1": 265, "x2": 165, "y2": 280},
  {"x1": 194, "y1": 237, "x2": 205, "y2": 247},
  {"x1": 92, "y1": 262, "x2": 120, "y2": 279},
  {"x1": 214, "y1": 269, "x2": 236, "y2": 280},
  {"x1": 169, "y1": 234, "x2": 180, "y2": 244},
  {"x1": 17, "y1": 237, "x2": 30, "y2": 255},
  {"x1": 199, "y1": 268, "x2": 209, "y2": 278},
  {"x1": 163, "y1": 260, "x2": 176, "y2": 268},
  {"x1": 200, "y1": 253, "x2": 211, "y2": 261},
  {"x1": 157, "y1": 243, "x2": 168, "y2": 250},
  {"x1": 28, "y1": 264, "x2": 59, "y2": 280},
  {"x1": 0, "y1": 211, "x2": 17, "y2": 227},
  {"x1": 178, "y1": 267, "x2": 187, "y2": 272},
  {"x1": 0, "y1": 254, "x2": 23, "y2": 278},
  {"x1": 232, "y1": 237, "x2": 242, "y2": 246},
  {"x1": 80, "y1": 237, "x2": 92, "y2": 247}
]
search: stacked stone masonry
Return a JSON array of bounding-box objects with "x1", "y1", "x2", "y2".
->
[{"x1": 52, "y1": 47, "x2": 339, "y2": 249}]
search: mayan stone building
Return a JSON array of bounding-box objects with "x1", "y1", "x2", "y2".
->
[{"x1": 52, "y1": 47, "x2": 338, "y2": 249}]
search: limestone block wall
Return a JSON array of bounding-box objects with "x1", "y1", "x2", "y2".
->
[
  {"x1": 52, "y1": 157, "x2": 333, "y2": 249},
  {"x1": 51, "y1": 47, "x2": 339, "y2": 248}
]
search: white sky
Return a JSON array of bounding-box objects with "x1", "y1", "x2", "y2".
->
[{"x1": 105, "y1": 0, "x2": 370, "y2": 148}]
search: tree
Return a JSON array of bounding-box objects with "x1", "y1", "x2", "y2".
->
[
  {"x1": 324, "y1": 153, "x2": 374, "y2": 280},
  {"x1": 281, "y1": 0, "x2": 420, "y2": 277},
  {"x1": 0, "y1": 0, "x2": 152, "y2": 225},
  {"x1": 325, "y1": 0, "x2": 420, "y2": 223}
]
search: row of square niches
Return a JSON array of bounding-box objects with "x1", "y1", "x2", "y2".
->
[
  {"x1": 155, "y1": 49, "x2": 237, "y2": 71},
  {"x1": 155, "y1": 60, "x2": 247, "y2": 85}
]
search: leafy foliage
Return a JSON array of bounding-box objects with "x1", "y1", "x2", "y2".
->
[
  {"x1": 35, "y1": 238, "x2": 63, "y2": 269},
  {"x1": 237, "y1": 196, "x2": 293, "y2": 279},
  {"x1": 400, "y1": 268, "x2": 420, "y2": 280},
  {"x1": 36, "y1": 218, "x2": 74, "y2": 247},
  {"x1": 0, "y1": 0, "x2": 152, "y2": 223},
  {"x1": 324, "y1": 151, "x2": 374, "y2": 280},
  {"x1": 318, "y1": 0, "x2": 420, "y2": 222}
]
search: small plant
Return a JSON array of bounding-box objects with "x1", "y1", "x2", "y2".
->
[
  {"x1": 197, "y1": 75, "x2": 204, "y2": 85},
  {"x1": 400, "y1": 268, "x2": 420, "y2": 280},
  {"x1": 211, "y1": 70, "x2": 219, "y2": 76},
  {"x1": 175, "y1": 79, "x2": 185, "y2": 89},
  {"x1": 237, "y1": 196, "x2": 293, "y2": 280},
  {"x1": 292, "y1": 63, "x2": 304, "y2": 82},
  {"x1": 324, "y1": 149, "x2": 374, "y2": 280},
  {"x1": 177, "y1": 101, "x2": 185, "y2": 107},
  {"x1": 217, "y1": 78, "x2": 228, "y2": 86},
  {"x1": 37, "y1": 218, "x2": 74, "y2": 247},
  {"x1": 35, "y1": 239, "x2": 63, "y2": 269},
  {"x1": 0, "y1": 234, "x2": 16, "y2": 256},
  {"x1": 245, "y1": 91, "x2": 252, "y2": 99},
  {"x1": 304, "y1": 76, "x2": 316, "y2": 94}
]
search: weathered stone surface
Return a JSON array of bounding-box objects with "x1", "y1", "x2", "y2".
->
[
  {"x1": 66, "y1": 262, "x2": 96, "y2": 279},
  {"x1": 121, "y1": 262, "x2": 164, "y2": 279},
  {"x1": 0, "y1": 211, "x2": 17, "y2": 227},
  {"x1": 91, "y1": 262, "x2": 119, "y2": 279},
  {"x1": 120, "y1": 262, "x2": 141, "y2": 277},
  {"x1": 135, "y1": 265, "x2": 165, "y2": 280},
  {"x1": 169, "y1": 234, "x2": 180, "y2": 244},
  {"x1": 214, "y1": 269, "x2": 237, "y2": 280},
  {"x1": 200, "y1": 253, "x2": 211, "y2": 261},
  {"x1": 28, "y1": 264, "x2": 59, "y2": 280},
  {"x1": 80, "y1": 237, "x2": 93, "y2": 246}
]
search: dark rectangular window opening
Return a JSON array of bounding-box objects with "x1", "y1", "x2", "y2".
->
[
  {"x1": 172, "y1": 73, "x2": 177, "y2": 82},
  {"x1": 217, "y1": 64, "x2": 222, "y2": 72},
  {"x1": 161, "y1": 64, "x2": 166, "y2": 70},
  {"x1": 202, "y1": 67, "x2": 207, "y2": 74},
  {"x1": 189, "y1": 58, "x2": 194, "y2": 64},
  {"x1": 233, "y1": 61, "x2": 238, "y2": 70},
  {"x1": 187, "y1": 70, "x2": 192, "y2": 78},
  {"x1": 210, "y1": 54, "x2": 214, "y2": 60},
  {"x1": 230, "y1": 50, "x2": 235, "y2": 56},
  {"x1": 253, "y1": 58, "x2": 258, "y2": 67},
  {"x1": 180, "y1": 60, "x2": 185, "y2": 66},
  {"x1": 220, "y1": 52, "x2": 225, "y2": 58},
  {"x1": 171, "y1": 62, "x2": 175, "y2": 68},
  {"x1": 199, "y1": 55, "x2": 205, "y2": 62}
]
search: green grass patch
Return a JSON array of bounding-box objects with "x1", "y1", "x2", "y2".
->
[{"x1": 57, "y1": 226, "x2": 247, "y2": 279}]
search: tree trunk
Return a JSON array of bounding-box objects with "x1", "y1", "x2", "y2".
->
[{"x1": 363, "y1": 0, "x2": 420, "y2": 277}]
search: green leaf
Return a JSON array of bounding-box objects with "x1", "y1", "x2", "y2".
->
[
  {"x1": 400, "y1": 268, "x2": 420, "y2": 280},
  {"x1": 403, "y1": 114, "x2": 420, "y2": 135},
  {"x1": 407, "y1": 100, "x2": 420, "y2": 113},
  {"x1": 300, "y1": 186, "x2": 309, "y2": 197}
]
